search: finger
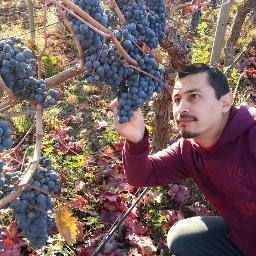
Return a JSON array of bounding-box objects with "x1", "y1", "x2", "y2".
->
[
  {"x1": 109, "y1": 98, "x2": 118, "y2": 111},
  {"x1": 113, "y1": 108, "x2": 117, "y2": 123}
]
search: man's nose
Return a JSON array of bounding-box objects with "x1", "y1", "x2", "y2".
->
[{"x1": 176, "y1": 99, "x2": 190, "y2": 114}]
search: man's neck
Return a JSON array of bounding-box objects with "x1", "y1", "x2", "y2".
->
[{"x1": 192, "y1": 112, "x2": 230, "y2": 149}]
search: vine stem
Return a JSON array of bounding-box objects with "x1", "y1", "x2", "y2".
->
[
  {"x1": 0, "y1": 105, "x2": 43, "y2": 209},
  {"x1": 56, "y1": 1, "x2": 85, "y2": 68},
  {"x1": 109, "y1": 0, "x2": 126, "y2": 25},
  {"x1": 0, "y1": 101, "x2": 16, "y2": 113}
]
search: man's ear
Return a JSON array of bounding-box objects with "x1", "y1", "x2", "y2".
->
[{"x1": 221, "y1": 92, "x2": 234, "y2": 113}]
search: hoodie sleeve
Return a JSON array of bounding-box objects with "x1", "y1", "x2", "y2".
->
[
  {"x1": 122, "y1": 130, "x2": 190, "y2": 187},
  {"x1": 249, "y1": 124, "x2": 256, "y2": 158}
]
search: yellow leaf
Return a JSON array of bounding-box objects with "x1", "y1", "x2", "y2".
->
[
  {"x1": 152, "y1": 48, "x2": 163, "y2": 64},
  {"x1": 55, "y1": 205, "x2": 79, "y2": 245},
  {"x1": 67, "y1": 95, "x2": 78, "y2": 104}
]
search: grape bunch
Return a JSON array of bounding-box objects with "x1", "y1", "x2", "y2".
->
[
  {"x1": 0, "y1": 37, "x2": 59, "y2": 108},
  {"x1": 145, "y1": 0, "x2": 166, "y2": 44},
  {"x1": 0, "y1": 120, "x2": 13, "y2": 152},
  {"x1": 0, "y1": 157, "x2": 61, "y2": 248},
  {"x1": 117, "y1": 0, "x2": 166, "y2": 48},
  {"x1": 68, "y1": 0, "x2": 166, "y2": 123},
  {"x1": 105, "y1": 8, "x2": 118, "y2": 29},
  {"x1": 190, "y1": 9, "x2": 202, "y2": 31}
]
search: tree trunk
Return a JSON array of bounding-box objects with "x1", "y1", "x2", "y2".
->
[
  {"x1": 210, "y1": 0, "x2": 233, "y2": 65},
  {"x1": 152, "y1": 26, "x2": 191, "y2": 151},
  {"x1": 152, "y1": 91, "x2": 173, "y2": 152},
  {"x1": 224, "y1": 0, "x2": 256, "y2": 65}
]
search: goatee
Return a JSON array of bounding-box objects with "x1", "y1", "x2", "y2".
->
[{"x1": 181, "y1": 130, "x2": 200, "y2": 138}]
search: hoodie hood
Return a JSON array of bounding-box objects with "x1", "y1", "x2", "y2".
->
[{"x1": 191, "y1": 105, "x2": 256, "y2": 153}]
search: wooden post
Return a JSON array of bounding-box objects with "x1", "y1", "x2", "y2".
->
[
  {"x1": 210, "y1": 0, "x2": 233, "y2": 65},
  {"x1": 27, "y1": 0, "x2": 36, "y2": 50}
]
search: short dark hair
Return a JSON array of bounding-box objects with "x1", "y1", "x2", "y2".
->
[{"x1": 177, "y1": 63, "x2": 230, "y2": 99}]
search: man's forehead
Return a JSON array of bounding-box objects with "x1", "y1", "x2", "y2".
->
[
  {"x1": 173, "y1": 80, "x2": 201, "y2": 93},
  {"x1": 172, "y1": 77, "x2": 208, "y2": 95},
  {"x1": 172, "y1": 87, "x2": 202, "y2": 97}
]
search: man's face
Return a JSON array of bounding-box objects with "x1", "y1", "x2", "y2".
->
[{"x1": 172, "y1": 72, "x2": 225, "y2": 140}]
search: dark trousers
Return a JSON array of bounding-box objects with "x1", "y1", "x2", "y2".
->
[{"x1": 167, "y1": 216, "x2": 245, "y2": 256}]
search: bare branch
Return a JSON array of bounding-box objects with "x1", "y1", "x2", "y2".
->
[
  {"x1": 56, "y1": 3, "x2": 85, "y2": 68},
  {"x1": 0, "y1": 101, "x2": 16, "y2": 113},
  {"x1": 233, "y1": 72, "x2": 246, "y2": 100},
  {"x1": 1, "y1": 108, "x2": 37, "y2": 119},
  {"x1": 19, "y1": 184, "x2": 97, "y2": 216},
  {"x1": 123, "y1": 63, "x2": 167, "y2": 86},
  {"x1": 224, "y1": 48, "x2": 245, "y2": 74},
  {"x1": 37, "y1": 2, "x2": 48, "y2": 79},
  {"x1": 45, "y1": 64, "x2": 83, "y2": 87}
]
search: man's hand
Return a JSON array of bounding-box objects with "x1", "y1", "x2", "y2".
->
[{"x1": 110, "y1": 99, "x2": 146, "y2": 143}]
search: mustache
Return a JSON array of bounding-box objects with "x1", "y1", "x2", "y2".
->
[{"x1": 177, "y1": 113, "x2": 198, "y2": 122}]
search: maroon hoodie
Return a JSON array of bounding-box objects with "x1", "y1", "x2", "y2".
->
[{"x1": 122, "y1": 105, "x2": 256, "y2": 256}]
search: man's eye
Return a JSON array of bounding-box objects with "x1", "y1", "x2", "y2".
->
[
  {"x1": 190, "y1": 94, "x2": 200, "y2": 101},
  {"x1": 173, "y1": 98, "x2": 181, "y2": 105}
]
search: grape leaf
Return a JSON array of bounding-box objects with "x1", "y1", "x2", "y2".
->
[{"x1": 55, "y1": 204, "x2": 79, "y2": 245}]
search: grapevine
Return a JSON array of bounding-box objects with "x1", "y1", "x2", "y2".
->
[
  {"x1": 0, "y1": 33, "x2": 61, "y2": 249},
  {"x1": 63, "y1": 0, "x2": 167, "y2": 123}
]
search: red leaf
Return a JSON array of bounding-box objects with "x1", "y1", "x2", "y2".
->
[
  {"x1": 114, "y1": 141, "x2": 124, "y2": 152},
  {"x1": 183, "y1": 5, "x2": 193, "y2": 13},
  {"x1": 125, "y1": 219, "x2": 148, "y2": 236},
  {"x1": 75, "y1": 198, "x2": 88, "y2": 206}
]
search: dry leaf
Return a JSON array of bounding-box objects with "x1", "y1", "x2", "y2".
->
[
  {"x1": 80, "y1": 129, "x2": 90, "y2": 137},
  {"x1": 128, "y1": 235, "x2": 157, "y2": 256},
  {"x1": 55, "y1": 204, "x2": 79, "y2": 245},
  {"x1": 103, "y1": 146, "x2": 114, "y2": 156}
]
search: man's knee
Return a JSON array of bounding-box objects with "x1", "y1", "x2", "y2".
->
[
  {"x1": 167, "y1": 217, "x2": 204, "y2": 254},
  {"x1": 167, "y1": 218, "x2": 190, "y2": 253}
]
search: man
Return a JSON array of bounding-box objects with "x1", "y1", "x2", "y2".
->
[{"x1": 111, "y1": 63, "x2": 256, "y2": 256}]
